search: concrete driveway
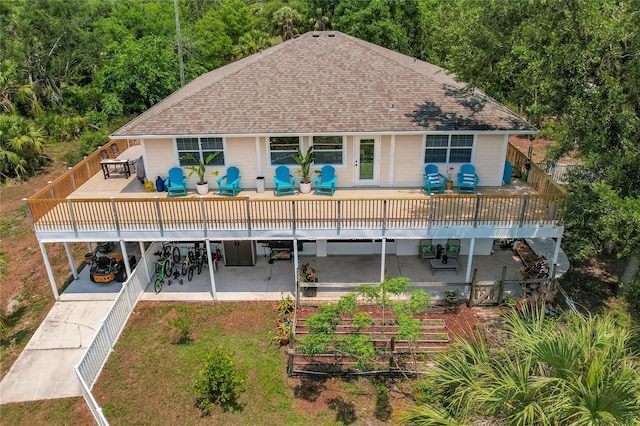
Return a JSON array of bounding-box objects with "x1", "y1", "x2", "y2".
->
[{"x1": 0, "y1": 300, "x2": 113, "y2": 403}]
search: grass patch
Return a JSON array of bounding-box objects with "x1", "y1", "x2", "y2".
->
[
  {"x1": 93, "y1": 302, "x2": 339, "y2": 425},
  {"x1": 0, "y1": 397, "x2": 94, "y2": 425}
]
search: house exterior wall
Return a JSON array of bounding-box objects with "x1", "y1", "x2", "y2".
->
[
  {"x1": 392, "y1": 135, "x2": 424, "y2": 186},
  {"x1": 474, "y1": 134, "x2": 506, "y2": 186},
  {"x1": 224, "y1": 136, "x2": 258, "y2": 190},
  {"x1": 143, "y1": 138, "x2": 177, "y2": 183}
]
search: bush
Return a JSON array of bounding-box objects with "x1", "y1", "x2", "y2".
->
[
  {"x1": 297, "y1": 333, "x2": 332, "y2": 356},
  {"x1": 351, "y1": 311, "x2": 374, "y2": 329},
  {"x1": 193, "y1": 347, "x2": 245, "y2": 415},
  {"x1": 337, "y1": 293, "x2": 357, "y2": 315},
  {"x1": 623, "y1": 278, "x2": 640, "y2": 319},
  {"x1": 169, "y1": 313, "x2": 192, "y2": 344},
  {"x1": 305, "y1": 306, "x2": 340, "y2": 334}
]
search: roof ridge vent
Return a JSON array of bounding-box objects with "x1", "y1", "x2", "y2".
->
[
  {"x1": 293, "y1": 34, "x2": 301, "y2": 39},
  {"x1": 312, "y1": 32, "x2": 320, "y2": 38},
  {"x1": 328, "y1": 32, "x2": 336, "y2": 37}
]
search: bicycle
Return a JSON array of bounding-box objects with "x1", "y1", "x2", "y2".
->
[
  {"x1": 181, "y1": 248, "x2": 196, "y2": 281},
  {"x1": 213, "y1": 246, "x2": 222, "y2": 272},
  {"x1": 154, "y1": 252, "x2": 170, "y2": 294},
  {"x1": 161, "y1": 242, "x2": 181, "y2": 265}
]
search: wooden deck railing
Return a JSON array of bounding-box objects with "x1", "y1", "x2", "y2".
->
[
  {"x1": 26, "y1": 192, "x2": 564, "y2": 236},
  {"x1": 506, "y1": 143, "x2": 566, "y2": 197},
  {"x1": 25, "y1": 141, "x2": 565, "y2": 237},
  {"x1": 30, "y1": 139, "x2": 138, "y2": 200}
]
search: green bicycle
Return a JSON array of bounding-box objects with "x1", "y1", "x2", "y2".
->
[{"x1": 154, "y1": 252, "x2": 170, "y2": 294}]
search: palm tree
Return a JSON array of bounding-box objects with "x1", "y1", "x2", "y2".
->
[
  {"x1": 0, "y1": 115, "x2": 46, "y2": 182},
  {"x1": 396, "y1": 305, "x2": 640, "y2": 425},
  {"x1": 272, "y1": 6, "x2": 301, "y2": 41}
]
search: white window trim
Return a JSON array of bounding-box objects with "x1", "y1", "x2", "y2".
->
[
  {"x1": 267, "y1": 135, "x2": 302, "y2": 167},
  {"x1": 176, "y1": 136, "x2": 226, "y2": 167},
  {"x1": 423, "y1": 134, "x2": 476, "y2": 165},
  {"x1": 311, "y1": 134, "x2": 346, "y2": 167}
]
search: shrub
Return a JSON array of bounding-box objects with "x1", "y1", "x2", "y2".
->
[
  {"x1": 397, "y1": 313, "x2": 422, "y2": 342},
  {"x1": 623, "y1": 278, "x2": 640, "y2": 319},
  {"x1": 193, "y1": 347, "x2": 245, "y2": 415},
  {"x1": 337, "y1": 334, "x2": 375, "y2": 370},
  {"x1": 297, "y1": 333, "x2": 332, "y2": 356},
  {"x1": 337, "y1": 293, "x2": 357, "y2": 315},
  {"x1": 408, "y1": 289, "x2": 431, "y2": 314},
  {"x1": 351, "y1": 311, "x2": 375, "y2": 330},
  {"x1": 169, "y1": 315, "x2": 192, "y2": 344},
  {"x1": 305, "y1": 306, "x2": 340, "y2": 334}
]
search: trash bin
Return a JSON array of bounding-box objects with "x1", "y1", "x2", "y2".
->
[{"x1": 256, "y1": 176, "x2": 265, "y2": 193}]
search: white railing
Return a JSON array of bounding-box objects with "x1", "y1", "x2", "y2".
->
[{"x1": 75, "y1": 242, "x2": 158, "y2": 426}]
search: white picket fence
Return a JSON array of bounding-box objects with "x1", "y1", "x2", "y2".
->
[{"x1": 75, "y1": 243, "x2": 158, "y2": 425}]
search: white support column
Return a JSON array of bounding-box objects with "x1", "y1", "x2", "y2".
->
[
  {"x1": 465, "y1": 238, "x2": 476, "y2": 283},
  {"x1": 39, "y1": 242, "x2": 59, "y2": 300},
  {"x1": 380, "y1": 238, "x2": 387, "y2": 283},
  {"x1": 550, "y1": 237, "x2": 562, "y2": 279},
  {"x1": 140, "y1": 241, "x2": 151, "y2": 284},
  {"x1": 86, "y1": 242, "x2": 93, "y2": 252},
  {"x1": 119, "y1": 240, "x2": 132, "y2": 279},
  {"x1": 63, "y1": 242, "x2": 79, "y2": 280},
  {"x1": 316, "y1": 239, "x2": 327, "y2": 257},
  {"x1": 293, "y1": 238, "x2": 299, "y2": 299},
  {"x1": 206, "y1": 239, "x2": 216, "y2": 299},
  {"x1": 255, "y1": 136, "x2": 262, "y2": 177}
]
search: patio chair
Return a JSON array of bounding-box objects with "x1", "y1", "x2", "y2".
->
[
  {"x1": 274, "y1": 165, "x2": 296, "y2": 196},
  {"x1": 216, "y1": 166, "x2": 242, "y2": 196},
  {"x1": 445, "y1": 239, "x2": 461, "y2": 259},
  {"x1": 422, "y1": 164, "x2": 447, "y2": 195},
  {"x1": 110, "y1": 144, "x2": 120, "y2": 158},
  {"x1": 419, "y1": 239, "x2": 436, "y2": 261},
  {"x1": 99, "y1": 149, "x2": 109, "y2": 160},
  {"x1": 164, "y1": 167, "x2": 187, "y2": 197},
  {"x1": 314, "y1": 165, "x2": 337, "y2": 196},
  {"x1": 457, "y1": 164, "x2": 479, "y2": 194}
]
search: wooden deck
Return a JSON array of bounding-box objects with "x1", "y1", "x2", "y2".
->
[{"x1": 25, "y1": 140, "x2": 565, "y2": 241}]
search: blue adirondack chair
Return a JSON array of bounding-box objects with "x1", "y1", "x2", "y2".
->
[
  {"x1": 274, "y1": 165, "x2": 296, "y2": 196},
  {"x1": 216, "y1": 166, "x2": 242, "y2": 196},
  {"x1": 314, "y1": 165, "x2": 337, "y2": 196},
  {"x1": 164, "y1": 167, "x2": 187, "y2": 197},
  {"x1": 457, "y1": 163, "x2": 480, "y2": 194},
  {"x1": 422, "y1": 164, "x2": 447, "y2": 195}
]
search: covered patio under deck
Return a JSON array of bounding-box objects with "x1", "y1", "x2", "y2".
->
[{"x1": 58, "y1": 239, "x2": 567, "y2": 304}]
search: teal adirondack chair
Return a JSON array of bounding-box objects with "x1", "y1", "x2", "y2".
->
[
  {"x1": 165, "y1": 167, "x2": 187, "y2": 197},
  {"x1": 274, "y1": 165, "x2": 296, "y2": 196},
  {"x1": 314, "y1": 165, "x2": 337, "y2": 196},
  {"x1": 422, "y1": 164, "x2": 447, "y2": 195},
  {"x1": 457, "y1": 164, "x2": 480, "y2": 194},
  {"x1": 216, "y1": 166, "x2": 242, "y2": 196}
]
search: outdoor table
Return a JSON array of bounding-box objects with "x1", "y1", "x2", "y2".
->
[{"x1": 430, "y1": 258, "x2": 459, "y2": 274}]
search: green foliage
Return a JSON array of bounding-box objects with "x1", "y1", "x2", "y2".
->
[
  {"x1": 337, "y1": 293, "x2": 357, "y2": 315},
  {"x1": 337, "y1": 334, "x2": 375, "y2": 370},
  {"x1": 305, "y1": 305, "x2": 340, "y2": 334},
  {"x1": 357, "y1": 283, "x2": 380, "y2": 303},
  {"x1": 291, "y1": 146, "x2": 315, "y2": 183},
  {"x1": 297, "y1": 333, "x2": 331, "y2": 356},
  {"x1": 169, "y1": 313, "x2": 192, "y2": 344},
  {"x1": 276, "y1": 292, "x2": 294, "y2": 320},
  {"x1": 408, "y1": 289, "x2": 431, "y2": 314},
  {"x1": 397, "y1": 310, "x2": 640, "y2": 425},
  {"x1": 397, "y1": 313, "x2": 422, "y2": 342},
  {"x1": 351, "y1": 312, "x2": 374, "y2": 330},
  {"x1": 193, "y1": 346, "x2": 245, "y2": 415},
  {"x1": 181, "y1": 152, "x2": 220, "y2": 185},
  {"x1": 623, "y1": 278, "x2": 640, "y2": 319},
  {"x1": 272, "y1": 320, "x2": 291, "y2": 346},
  {"x1": 0, "y1": 114, "x2": 48, "y2": 182},
  {"x1": 380, "y1": 277, "x2": 412, "y2": 297}
]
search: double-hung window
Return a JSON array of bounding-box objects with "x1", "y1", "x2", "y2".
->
[
  {"x1": 177, "y1": 137, "x2": 225, "y2": 167},
  {"x1": 312, "y1": 135, "x2": 343, "y2": 165},
  {"x1": 269, "y1": 136, "x2": 300, "y2": 165},
  {"x1": 424, "y1": 134, "x2": 473, "y2": 163}
]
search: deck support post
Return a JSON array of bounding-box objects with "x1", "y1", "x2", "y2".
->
[
  {"x1": 464, "y1": 237, "x2": 475, "y2": 283},
  {"x1": 39, "y1": 242, "x2": 59, "y2": 300},
  {"x1": 86, "y1": 242, "x2": 93, "y2": 252},
  {"x1": 63, "y1": 241, "x2": 79, "y2": 280},
  {"x1": 139, "y1": 241, "x2": 151, "y2": 285},
  {"x1": 293, "y1": 238, "x2": 299, "y2": 302},
  {"x1": 380, "y1": 238, "x2": 387, "y2": 283},
  {"x1": 206, "y1": 239, "x2": 216, "y2": 299},
  {"x1": 550, "y1": 237, "x2": 562, "y2": 279},
  {"x1": 119, "y1": 240, "x2": 132, "y2": 280},
  {"x1": 467, "y1": 268, "x2": 478, "y2": 307},
  {"x1": 498, "y1": 266, "x2": 506, "y2": 304}
]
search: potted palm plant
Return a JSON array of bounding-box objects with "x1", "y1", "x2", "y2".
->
[
  {"x1": 181, "y1": 153, "x2": 220, "y2": 195},
  {"x1": 292, "y1": 146, "x2": 315, "y2": 194}
]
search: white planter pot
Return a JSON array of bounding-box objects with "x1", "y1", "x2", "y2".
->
[
  {"x1": 196, "y1": 182, "x2": 209, "y2": 195},
  {"x1": 299, "y1": 182, "x2": 312, "y2": 194}
]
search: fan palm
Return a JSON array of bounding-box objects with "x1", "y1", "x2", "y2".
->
[{"x1": 397, "y1": 306, "x2": 640, "y2": 426}]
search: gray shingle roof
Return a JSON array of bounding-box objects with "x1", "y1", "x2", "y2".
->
[{"x1": 112, "y1": 31, "x2": 536, "y2": 137}]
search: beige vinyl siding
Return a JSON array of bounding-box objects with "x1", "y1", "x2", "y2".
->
[
  {"x1": 474, "y1": 134, "x2": 505, "y2": 186},
  {"x1": 144, "y1": 138, "x2": 178, "y2": 183},
  {"x1": 379, "y1": 135, "x2": 391, "y2": 186},
  {"x1": 218, "y1": 137, "x2": 257, "y2": 190},
  {"x1": 393, "y1": 135, "x2": 424, "y2": 186}
]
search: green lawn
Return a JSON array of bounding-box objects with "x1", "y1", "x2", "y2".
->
[{"x1": 92, "y1": 302, "x2": 361, "y2": 425}]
